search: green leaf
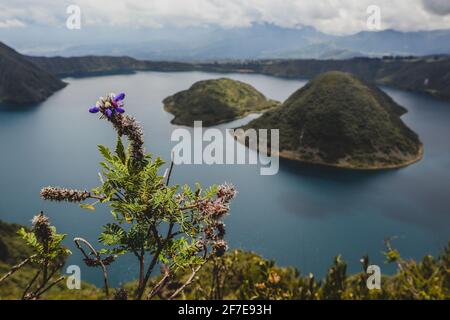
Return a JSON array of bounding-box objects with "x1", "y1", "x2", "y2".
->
[
  {"x1": 80, "y1": 203, "x2": 96, "y2": 211},
  {"x1": 115, "y1": 135, "x2": 127, "y2": 164},
  {"x1": 98, "y1": 145, "x2": 112, "y2": 161}
]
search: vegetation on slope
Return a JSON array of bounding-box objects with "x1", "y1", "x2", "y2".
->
[
  {"x1": 26, "y1": 53, "x2": 450, "y2": 101},
  {"x1": 0, "y1": 220, "x2": 103, "y2": 300},
  {"x1": 27, "y1": 55, "x2": 193, "y2": 78},
  {"x1": 1, "y1": 219, "x2": 449, "y2": 300},
  {"x1": 197, "y1": 56, "x2": 450, "y2": 101},
  {"x1": 0, "y1": 42, "x2": 66, "y2": 105},
  {"x1": 240, "y1": 71, "x2": 423, "y2": 169},
  {"x1": 163, "y1": 78, "x2": 279, "y2": 126}
]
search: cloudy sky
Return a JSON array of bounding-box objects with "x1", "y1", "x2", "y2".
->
[{"x1": 0, "y1": 0, "x2": 450, "y2": 35}]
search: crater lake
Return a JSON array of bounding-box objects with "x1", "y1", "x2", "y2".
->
[{"x1": 1, "y1": 71, "x2": 449, "y2": 286}]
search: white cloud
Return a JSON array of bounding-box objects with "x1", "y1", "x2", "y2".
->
[
  {"x1": 0, "y1": 19, "x2": 25, "y2": 28},
  {"x1": 0, "y1": 0, "x2": 450, "y2": 34}
]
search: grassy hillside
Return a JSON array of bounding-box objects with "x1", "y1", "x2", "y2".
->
[
  {"x1": 240, "y1": 71, "x2": 423, "y2": 169},
  {"x1": 202, "y1": 56, "x2": 450, "y2": 101},
  {"x1": 0, "y1": 220, "x2": 103, "y2": 300},
  {"x1": 163, "y1": 78, "x2": 280, "y2": 126},
  {"x1": 27, "y1": 55, "x2": 193, "y2": 78},
  {"x1": 0, "y1": 42, "x2": 66, "y2": 105},
  {"x1": 1, "y1": 220, "x2": 448, "y2": 299}
]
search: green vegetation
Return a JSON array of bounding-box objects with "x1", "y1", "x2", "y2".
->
[
  {"x1": 27, "y1": 55, "x2": 193, "y2": 78},
  {"x1": 240, "y1": 71, "x2": 423, "y2": 169},
  {"x1": 163, "y1": 78, "x2": 280, "y2": 126},
  {"x1": 0, "y1": 219, "x2": 104, "y2": 300},
  {"x1": 1, "y1": 219, "x2": 449, "y2": 300},
  {"x1": 38, "y1": 93, "x2": 236, "y2": 300},
  {"x1": 180, "y1": 244, "x2": 450, "y2": 300},
  {"x1": 2, "y1": 37, "x2": 449, "y2": 105},
  {"x1": 195, "y1": 57, "x2": 450, "y2": 101},
  {"x1": 0, "y1": 42, "x2": 66, "y2": 105},
  {"x1": 27, "y1": 52, "x2": 450, "y2": 102}
]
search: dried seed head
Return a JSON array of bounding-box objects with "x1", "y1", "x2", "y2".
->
[
  {"x1": 110, "y1": 113, "x2": 145, "y2": 162},
  {"x1": 31, "y1": 212, "x2": 52, "y2": 242},
  {"x1": 40, "y1": 186, "x2": 90, "y2": 202},
  {"x1": 83, "y1": 255, "x2": 115, "y2": 267},
  {"x1": 213, "y1": 239, "x2": 228, "y2": 257},
  {"x1": 195, "y1": 239, "x2": 206, "y2": 252},
  {"x1": 217, "y1": 183, "x2": 237, "y2": 203},
  {"x1": 215, "y1": 222, "x2": 226, "y2": 239},
  {"x1": 198, "y1": 199, "x2": 229, "y2": 219}
]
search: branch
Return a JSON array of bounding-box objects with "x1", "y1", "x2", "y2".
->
[
  {"x1": 74, "y1": 237, "x2": 110, "y2": 299},
  {"x1": 165, "y1": 152, "x2": 175, "y2": 186},
  {"x1": 167, "y1": 248, "x2": 209, "y2": 300},
  {"x1": 167, "y1": 263, "x2": 205, "y2": 300},
  {"x1": 22, "y1": 269, "x2": 41, "y2": 300},
  {"x1": 136, "y1": 221, "x2": 177, "y2": 300},
  {"x1": 136, "y1": 245, "x2": 163, "y2": 300},
  {"x1": 32, "y1": 263, "x2": 64, "y2": 298},
  {"x1": 89, "y1": 194, "x2": 108, "y2": 201},
  {"x1": 35, "y1": 276, "x2": 65, "y2": 298},
  {"x1": 0, "y1": 254, "x2": 36, "y2": 284},
  {"x1": 147, "y1": 272, "x2": 171, "y2": 300}
]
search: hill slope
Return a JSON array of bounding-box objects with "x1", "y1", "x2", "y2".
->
[
  {"x1": 27, "y1": 54, "x2": 450, "y2": 101},
  {"x1": 239, "y1": 71, "x2": 423, "y2": 169},
  {"x1": 0, "y1": 42, "x2": 66, "y2": 105},
  {"x1": 163, "y1": 78, "x2": 280, "y2": 126}
]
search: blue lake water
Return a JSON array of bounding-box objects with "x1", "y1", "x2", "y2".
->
[{"x1": 0, "y1": 71, "x2": 449, "y2": 287}]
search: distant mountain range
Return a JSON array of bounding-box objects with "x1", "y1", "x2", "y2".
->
[
  {"x1": 15, "y1": 24, "x2": 450, "y2": 61},
  {"x1": 0, "y1": 42, "x2": 65, "y2": 105}
]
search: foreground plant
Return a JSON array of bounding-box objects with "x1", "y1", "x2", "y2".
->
[
  {"x1": 40, "y1": 92, "x2": 236, "y2": 300},
  {"x1": 0, "y1": 212, "x2": 70, "y2": 300}
]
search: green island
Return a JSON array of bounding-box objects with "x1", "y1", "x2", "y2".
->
[
  {"x1": 1, "y1": 220, "x2": 449, "y2": 300},
  {"x1": 238, "y1": 71, "x2": 423, "y2": 170},
  {"x1": 163, "y1": 78, "x2": 280, "y2": 126}
]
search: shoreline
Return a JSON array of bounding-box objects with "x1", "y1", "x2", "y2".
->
[
  {"x1": 163, "y1": 102, "x2": 278, "y2": 128},
  {"x1": 276, "y1": 145, "x2": 424, "y2": 170},
  {"x1": 234, "y1": 130, "x2": 424, "y2": 170}
]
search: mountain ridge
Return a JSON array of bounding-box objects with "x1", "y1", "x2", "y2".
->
[
  {"x1": 9, "y1": 24, "x2": 450, "y2": 60},
  {"x1": 0, "y1": 42, "x2": 66, "y2": 105}
]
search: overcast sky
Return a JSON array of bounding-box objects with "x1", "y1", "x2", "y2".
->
[{"x1": 0, "y1": 0, "x2": 450, "y2": 35}]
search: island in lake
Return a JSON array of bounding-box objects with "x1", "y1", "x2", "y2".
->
[
  {"x1": 237, "y1": 71, "x2": 423, "y2": 170},
  {"x1": 163, "y1": 78, "x2": 280, "y2": 126}
]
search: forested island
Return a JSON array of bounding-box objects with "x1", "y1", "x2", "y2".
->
[
  {"x1": 238, "y1": 72, "x2": 423, "y2": 169},
  {"x1": 163, "y1": 78, "x2": 279, "y2": 126}
]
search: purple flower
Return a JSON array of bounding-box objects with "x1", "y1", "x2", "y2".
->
[
  {"x1": 114, "y1": 93, "x2": 125, "y2": 102},
  {"x1": 89, "y1": 106, "x2": 100, "y2": 113},
  {"x1": 116, "y1": 107, "x2": 125, "y2": 114},
  {"x1": 105, "y1": 109, "x2": 113, "y2": 118}
]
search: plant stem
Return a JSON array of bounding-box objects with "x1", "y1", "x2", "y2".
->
[
  {"x1": 0, "y1": 254, "x2": 36, "y2": 284},
  {"x1": 74, "y1": 237, "x2": 110, "y2": 299}
]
